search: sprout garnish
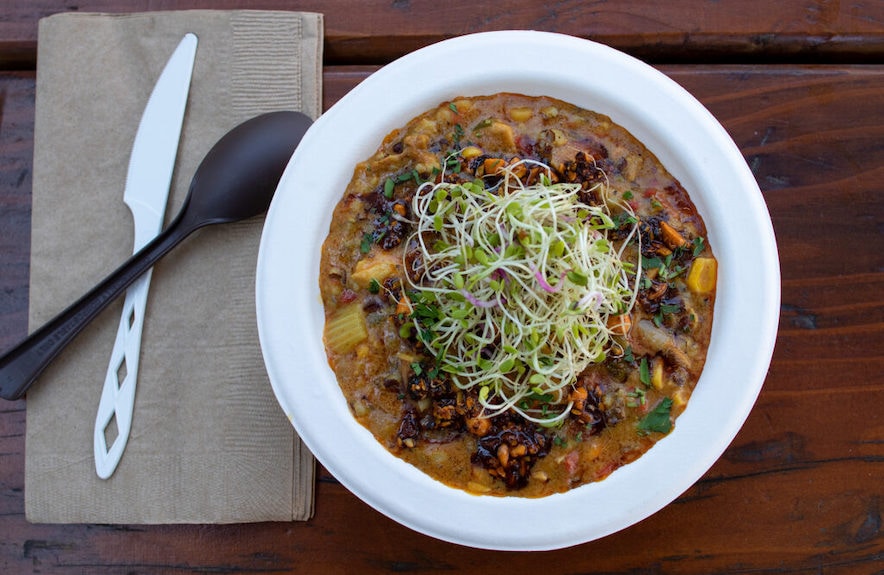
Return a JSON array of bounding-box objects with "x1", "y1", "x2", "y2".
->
[{"x1": 405, "y1": 160, "x2": 641, "y2": 425}]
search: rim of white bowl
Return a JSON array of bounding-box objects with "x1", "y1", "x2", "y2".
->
[{"x1": 257, "y1": 30, "x2": 780, "y2": 551}]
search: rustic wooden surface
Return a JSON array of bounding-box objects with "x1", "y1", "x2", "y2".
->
[{"x1": 1, "y1": 1, "x2": 883, "y2": 573}]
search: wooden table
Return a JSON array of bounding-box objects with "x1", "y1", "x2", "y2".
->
[{"x1": 1, "y1": 2, "x2": 882, "y2": 572}]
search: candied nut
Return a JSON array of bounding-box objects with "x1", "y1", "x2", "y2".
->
[
  {"x1": 530, "y1": 469, "x2": 550, "y2": 482},
  {"x1": 497, "y1": 443, "x2": 510, "y2": 467},
  {"x1": 483, "y1": 157, "x2": 507, "y2": 175},
  {"x1": 569, "y1": 386, "x2": 588, "y2": 415},
  {"x1": 660, "y1": 220, "x2": 687, "y2": 249},
  {"x1": 466, "y1": 416, "x2": 492, "y2": 437}
]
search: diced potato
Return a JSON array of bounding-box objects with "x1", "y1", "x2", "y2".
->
[
  {"x1": 451, "y1": 98, "x2": 474, "y2": 113},
  {"x1": 467, "y1": 481, "x2": 492, "y2": 494},
  {"x1": 549, "y1": 128, "x2": 567, "y2": 146},
  {"x1": 508, "y1": 107, "x2": 533, "y2": 122},
  {"x1": 415, "y1": 118, "x2": 437, "y2": 134},
  {"x1": 325, "y1": 303, "x2": 368, "y2": 354},
  {"x1": 403, "y1": 133, "x2": 429, "y2": 150},
  {"x1": 540, "y1": 106, "x2": 558, "y2": 119},
  {"x1": 686, "y1": 257, "x2": 718, "y2": 294},
  {"x1": 350, "y1": 252, "x2": 400, "y2": 288},
  {"x1": 352, "y1": 398, "x2": 369, "y2": 417},
  {"x1": 480, "y1": 121, "x2": 516, "y2": 151}
]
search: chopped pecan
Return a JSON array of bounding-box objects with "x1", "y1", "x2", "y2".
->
[{"x1": 472, "y1": 417, "x2": 551, "y2": 489}]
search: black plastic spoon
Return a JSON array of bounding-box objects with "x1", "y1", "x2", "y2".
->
[{"x1": 0, "y1": 110, "x2": 313, "y2": 400}]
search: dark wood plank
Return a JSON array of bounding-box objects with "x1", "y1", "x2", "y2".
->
[
  {"x1": 1, "y1": 64, "x2": 882, "y2": 573},
  {"x1": 0, "y1": 72, "x2": 33, "y2": 353},
  {"x1": 0, "y1": 0, "x2": 883, "y2": 69}
]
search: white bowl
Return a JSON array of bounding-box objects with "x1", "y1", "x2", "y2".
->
[{"x1": 256, "y1": 31, "x2": 780, "y2": 551}]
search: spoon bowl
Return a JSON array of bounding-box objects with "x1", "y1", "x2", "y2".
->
[
  {"x1": 0, "y1": 110, "x2": 313, "y2": 400},
  {"x1": 179, "y1": 111, "x2": 313, "y2": 230}
]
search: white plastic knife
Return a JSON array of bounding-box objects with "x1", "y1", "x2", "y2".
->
[{"x1": 94, "y1": 33, "x2": 198, "y2": 479}]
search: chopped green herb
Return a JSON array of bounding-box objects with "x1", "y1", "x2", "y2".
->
[
  {"x1": 453, "y1": 124, "x2": 464, "y2": 146},
  {"x1": 360, "y1": 233, "x2": 373, "y2": 254},
  {"x1": 622, "y1": 190, "x2": 634, "y2": 200},
  {"x1": 449, "y1": 102, "x2": 458, "y2": 114},
  {"x1": 692, "y1": 236, "x2": 705, "y2": 257},
  {"x1": 637, "y1": 397, "x2": 673, "y2": 434},
  {"x1": 642, "y1": 256, "x2": 663, "y2": 270},
  {"x1": 383, "y1": 177, "x2": 395, "y2": 199},
  {"x1": 639, "y1": 357, "x2": 651, "y2": 386},
  {"x1": 623, "y1": 345, "x2": 635, "y2": 363},
  {"x1": 368, "y1": 278, "x2": 381, "y2": 294},
  {"x1": 627, "y1": 387, "x2": 647, "y2": 407},
  {"x1": 474, "y1": 118, "x2": 493, "y2": 131},
  {"x1": 659, "y1": 302, "x2": 682, "y2": 314}
]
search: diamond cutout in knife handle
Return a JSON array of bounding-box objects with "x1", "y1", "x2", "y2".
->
[{"x1": 94, "y1": 273, "x2": 151, "y2": 479}]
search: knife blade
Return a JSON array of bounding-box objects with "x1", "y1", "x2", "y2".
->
[{"x1": 94, "y1": 33, "x2": 198, "y2": 480}]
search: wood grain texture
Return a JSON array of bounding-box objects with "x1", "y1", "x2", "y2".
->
[
  {"x1": 0, "y1": 0, "x2": 882, "y2": 68},
  {"x1": 1, "y1": 63, "x2": 881, "y2": 573}
]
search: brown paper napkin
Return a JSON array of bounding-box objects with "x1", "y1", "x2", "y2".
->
[{"x1": 25, "y1": 10, "x2": 322, "y2": 523}]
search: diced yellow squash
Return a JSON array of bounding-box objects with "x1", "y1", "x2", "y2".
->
[
  {"x1": 324, "y1": 303, "x2": 368, "y2": 354},
  {"x1": 651, "y1": 357, "x2": 664, "y2": 390},
  {"x1": 460, "y1": 145, "x2": 483, "y2": 159},
  {"x1": 686, "y1": 257, "x2": 717, "y2": 294},
  {"x1": 671, "y1": 388, "x2": 691, "y2": 409},
  {"x1": 350, "y1": 252, "x2": 400, "y2": 289}
]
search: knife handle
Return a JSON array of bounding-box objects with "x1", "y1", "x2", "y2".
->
[
  {"x1": 93, "y1": 269, "x2": 151, "y2": 479},
  {"x1": 0, "y1": 219, "x2": 188, "y2": 400}
]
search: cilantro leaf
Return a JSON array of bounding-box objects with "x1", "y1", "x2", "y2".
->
[{"x1": 637, "y1": 397, "x2": 673, "y2": 434}]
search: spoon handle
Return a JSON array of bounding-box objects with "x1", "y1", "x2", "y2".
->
[{"x1": 0, "y1": 220, "x2": 191, "y2": 400}]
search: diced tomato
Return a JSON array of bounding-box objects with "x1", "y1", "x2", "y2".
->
[{"x1": 339, "y1": 288, "x2": 358, "y2": 304}]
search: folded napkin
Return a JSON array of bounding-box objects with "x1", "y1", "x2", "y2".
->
[{"x1": 26, "y1": 10, "x2": 322, "y2": 523}]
